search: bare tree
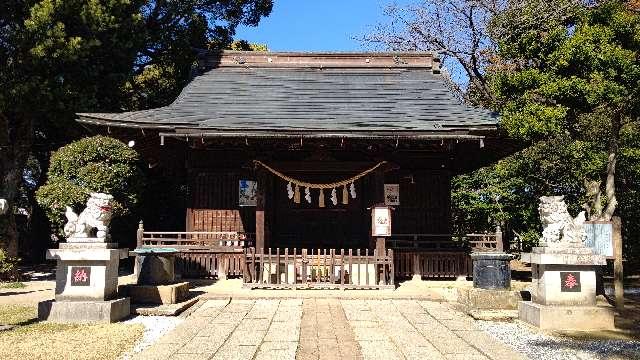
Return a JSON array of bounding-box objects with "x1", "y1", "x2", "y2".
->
[
  {"x1": 361, "y1": 1, "x2": 500, "y2": 103},
  {"x1": 360, "y1": 0, "x2": 589, "y2": 104}
]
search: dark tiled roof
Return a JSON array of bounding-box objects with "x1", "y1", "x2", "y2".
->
[{"x1": 77, "y1": 52, "x2": 497, "y2": 135}]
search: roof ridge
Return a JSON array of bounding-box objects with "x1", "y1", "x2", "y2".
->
[{"x1": 200, "y1": 50, "x2": 441, "y2": 72}]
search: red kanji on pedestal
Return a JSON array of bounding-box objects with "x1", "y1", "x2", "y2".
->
[
  {"x1": 70, "y1": 266, "x2": 91, "y2": 286},
  {"x1": 73, "y1": 269, "x2": 88, "y2": 283},
  {"x1": 560, "y1": 271, "x2": 581, "y2": 292},
  {"x1": 564, "y1": 273, "x2": 578, "y2": 289}
]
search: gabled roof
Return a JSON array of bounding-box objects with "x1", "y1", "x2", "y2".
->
[{"x1": 77, "y1": 51, "x2": 497, "y2": 137}]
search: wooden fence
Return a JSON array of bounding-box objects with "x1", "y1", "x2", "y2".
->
[
  {"x1": 176, "y1": 250, "x2": 246, "y2": 278},
  {"x1": 394, "y1": 251, "x2": 472, "y2": 279},
  {"x1": 243, "y1": 248, "x2": 395, "y2": 289}
]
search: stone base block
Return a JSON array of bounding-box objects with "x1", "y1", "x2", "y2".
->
[
  {"x1": 459, "y1": 288, "x2": 523, "y2": 310},
  {"x1": 121, "y1": 282, "x2": 189, "y2": 304},
  {"x1": 518, "y1": 301, "x2": 615, "y2": 330},
  {"x1": 38, "y1": 297, "x2": 130, "y2": 323}
]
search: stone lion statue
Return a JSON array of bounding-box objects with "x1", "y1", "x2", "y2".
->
[
  {"x1": 64, "y1": 193, "x2": 114, "y2": 240},
  {"x1": 538, "y1": 196, "x2": 586, "y2": 247}
]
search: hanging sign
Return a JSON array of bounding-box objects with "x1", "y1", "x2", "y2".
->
[
  {"x1": 239, "y1": 180, "x2": 257, "y2": 206},
  {"x1": 371, "y1": 206, "x2": 392, "y2": 237},
  {"x1": 384, "y1": 184, "x2": 400, "y2": 205}
]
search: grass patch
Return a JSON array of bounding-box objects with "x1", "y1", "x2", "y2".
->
[
  {"x1": 0, "y1": 305, "x2": 144, "y2": 360},
  {"x1": 0, "y1": 305, "x2": 37, "y2": 325},
  {"x1": 0, "y1": 282, "x2": 26, "y2": 289}
]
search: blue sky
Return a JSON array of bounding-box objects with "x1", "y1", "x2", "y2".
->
[{"x1": 235, "y1": 0, "x2": 413, "y2": 51}]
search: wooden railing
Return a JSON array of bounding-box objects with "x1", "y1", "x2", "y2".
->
[
  {"x1": 136, "y1": 221, "x2": 254, "y2": 250},
  {"x1": 394, "y1": 251, "x2": 472, "y2": 279},
  {"x1": 243, "y1": 248, "x2": 395, "y2": 289},
  {"x1": 135, "y1": 221, "x2": 252, "y2": 278},
  {"x1": 389, "y1": 227, "x2": 503, "y2": 253},
  {"x1": 176, "y1": 250, "x2": 246, "y2": 278}
]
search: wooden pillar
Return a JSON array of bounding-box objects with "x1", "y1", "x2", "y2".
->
[
  {"x1": 613, "y1": 216, "x2": 624, "y2": 311},
  {"x1": 255, "y1": 168, "x2": 271, "y2": 252},
  {"x1": 375, "y1": 237, "x2": 386, "y2": 256}
]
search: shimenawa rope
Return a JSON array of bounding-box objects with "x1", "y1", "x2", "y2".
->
[{"x1": 253, "y1": 160, "x2": 386, "y2": 189}]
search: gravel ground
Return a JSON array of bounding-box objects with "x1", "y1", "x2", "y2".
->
[
  {"x1": 121, "y1": 315, "x2": 183, "y2": 358},
  {"x1": 477, "y1": 320, "x2": 640, "y2": 360}
]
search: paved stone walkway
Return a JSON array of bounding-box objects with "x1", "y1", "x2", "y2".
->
[{"x1": 133, "y1": 299, "x2": 528, "y2": 360}]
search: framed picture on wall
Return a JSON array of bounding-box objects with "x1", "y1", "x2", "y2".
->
[{"x1": 239, "y1": 180, "x2": 257, "y2": 206}]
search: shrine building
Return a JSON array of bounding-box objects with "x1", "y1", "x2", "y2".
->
[{"x1": 76, "y1": 51, "x2": 504, "y2": 289}]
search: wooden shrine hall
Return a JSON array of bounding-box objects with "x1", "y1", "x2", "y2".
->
[{"x1": 77, "y1": 51, "x2": 504, "y2": 289}]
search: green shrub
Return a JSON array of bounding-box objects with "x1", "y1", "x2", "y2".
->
[
  {"x1": 0, "y1": 249, "x2": 20, "y2": 281},
  {"x1": 36, "y1": 136, "x2": 144, "y2": 239}
]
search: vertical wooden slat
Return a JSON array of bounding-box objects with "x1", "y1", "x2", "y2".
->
[
  {"x1": 365, "y1": 248, "x2": 369, "y2": 286},
  {"x1": 258, "y1": 248, "x2": 264, "y2": 284},
  {"x1": 340, "y1": 249, "x2": 345, "y2": 286},
  {"x1": 276, "y1": 248, "x2": 281, "y2": 285},
  {"x1": 348, "y1": 249, "x2": 353, "y2": 285},
  {"x1": 381, "y1": 249, "x2": 387, "y2": 286},
  {"x1": 267, "y1": 248, "x2": 272, "y2": 285},
  {"x1": 302, "y1": 248, "x2": 307, "y2": 284},
  {"x1": 294, "y1": 248, "x2": 298, "y2": 284},
  {"x1": 357, "y1": 249, "x2": 361, "y2": 285},
  {"x1": 389, "y1": 249, "x2": 395, "y2": 285},
  {"x1": 323, "y1": 249, "x2": 327, "y2": 283},
  {"x1": 252, "y1": 248, "x2": 257, "y2": 283},
  {"x1": 284, "y1": 248, "x2": 289, "y2": 285},
  {"x1": 317, "y1": 248, "x2": 321, "y2": 283},
  {"x1": 330, "y1": 249, "x2": 335, "y2": 284}
]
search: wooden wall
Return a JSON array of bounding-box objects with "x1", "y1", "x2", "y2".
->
[
  {"x1": 184, "y1": 149, "x2": 452, "y2": 249},
  {"x1": 187, "y1": 172, "x2": 256, "y2": 233}
]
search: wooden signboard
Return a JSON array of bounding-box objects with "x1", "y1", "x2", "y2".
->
[
  {"x1": 371, "y1": 206, "x2": 392, "y2": 237},
  {"x1": 384, "y1": 184, "x2": 400, "y2": 205},
  {"x1": 584, "y1": 221, "x2": 614, "y2": 258}
]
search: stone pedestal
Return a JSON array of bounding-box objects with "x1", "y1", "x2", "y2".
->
[
  {"x1": 127, "y1": 248, "x2": 186, "y2": 304},
  {"x1": 121, "y1": 282, "x2": 189, "y2": 305},
  {"x1": 519, "y1": 247, "x2": 614, "y2": 330},
  {"x1": 471, "y1": 253, "x2": 513, "y2": 290},
  {"x1": 132, "y1": 248, "x2": 177, "y2": 285},
  {"x1": 38, "y1": 242, "x2": 130, "y2": 323}
]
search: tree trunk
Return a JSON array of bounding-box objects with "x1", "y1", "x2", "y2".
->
[
  {"x1": 0, "y1": 113, "x2": 32, "y2": 257},
  {"x1": 601, "y1": 114, "x2": 620, "y2": 221}
]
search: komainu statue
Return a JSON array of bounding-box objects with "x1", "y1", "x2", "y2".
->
[
  {"x1": 64, "y1": 193, "x2": 114, "y2": 241},
  {"x1": 538, "y1": 195, "x2": 586, "y2": 247}
]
